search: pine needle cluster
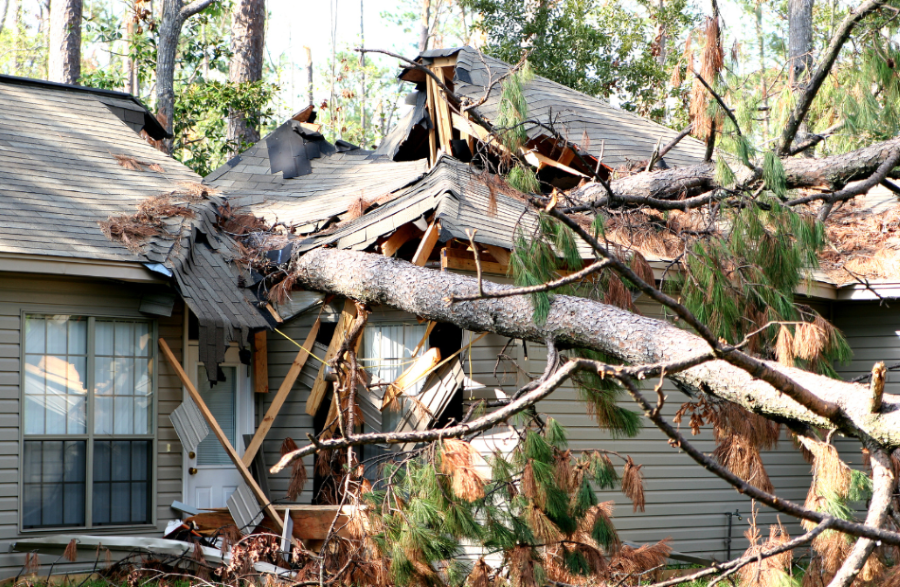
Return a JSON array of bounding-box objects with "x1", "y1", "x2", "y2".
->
[{"x1": 359, "y1": 419, "x2": 665, "y2": 587}]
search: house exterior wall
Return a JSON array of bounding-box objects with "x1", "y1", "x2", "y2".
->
[
  {"x1": 263, "y1": 296, "x2": 819, "y2": 562},
  {"x1": 0, "y1": 273, "x2": 184, "y2": 578}
]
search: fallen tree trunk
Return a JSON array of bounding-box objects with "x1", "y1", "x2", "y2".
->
[
  {"x1": 291, "y1": 247, "x2": 900, "y2": 447},
  {"x1": 574, "y1": 137, "x2": 900, "y2": 204}
]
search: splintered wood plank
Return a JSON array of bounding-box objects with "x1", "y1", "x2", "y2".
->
[
  {"x1": 158, "y1": 338, "x2": 284, "y2": 532},
  {"x1": 243, "y1": 319, "x2": 321, "y2": 466},
  {"x1": 412, "y1": 220, "x2": 440, "y2": 266},
  {"x1": 253, "y1": 331, "x2": 269, "y2": 394},
  {"x1": 425, "y1": 77, "x2": 439, "y2": 164},
  {"x1": 381, "y1": 223, "x2": 422, "y2": 258},
  {"x1": 430, "y1": 67, "x2": 455, "y2": 154},
  {"x1": 558, "y1": 147, "x2": 576, "y2": 167},
  {"x1": 305, "y1": 300, "x2": 358, "y2": 416},
  {"x1": 381, "y1": 347, "x2": 442, "y2": 410},
  {"x1": 523, "y1": 149, "x2": 588, "y2": 178}
]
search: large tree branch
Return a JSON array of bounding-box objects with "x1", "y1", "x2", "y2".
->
[
  {"x1": 616, "y1": 373, "x2": 900, "y2": 547},
  {"x1": 572, "y1": 137, "x2": 900, "y2": 207},
  {"x1": 287, "y1": 248, "x2": 900, "y2": 447},
  {"x1": 825, "y1": 445, "x2": 896, "y2": 587},
  {"x1": 181, "y1": 0, "x2": 217, "y2": 19},
  {"x1": 775, "y1": 0, "x2": 888, "y2": 155}
]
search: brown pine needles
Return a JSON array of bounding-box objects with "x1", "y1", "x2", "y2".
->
[{"x1": 622, "y1": 456, "x2": 646, "y2": 512}]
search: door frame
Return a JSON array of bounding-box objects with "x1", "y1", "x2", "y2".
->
[{"x1": 181, "y1": 341, "x2": 254, "y2": 508}]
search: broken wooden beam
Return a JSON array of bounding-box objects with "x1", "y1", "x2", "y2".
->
[
  {"x1": 441, "y1": 247, "x2": 508, "y2": 275},
  {"x1": 253, "y1": 331, "x2": 269, "y2": 394},
  {"x1": 381, "y1": 347, "x2": 441, "y2": 410},
  {"x1": 381, "y1": 223, "x2": 422, "y2": 258},
  {"x1": 412, "y1": 221, "x2": 441, "y2": 266},
  {"x1": 158, "y1": 338, "x2": 284, "y2": 532},
  {"x1": 305, "y1": 300, "x2": 361, "y2": 416},
  {"x1": 243, "y1": 318, "x2": 321, "y2": 466}
]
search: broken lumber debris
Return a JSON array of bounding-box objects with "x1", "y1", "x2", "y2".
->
[
  {"x1": 305, "y1": 300, "x2": 360, "y2": 416},
  {"x1": 159, "y1": 338, "x2": 285, "y2": 532}
]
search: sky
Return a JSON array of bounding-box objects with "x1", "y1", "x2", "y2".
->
[{"x1": 264, "y1": 0, "x2": 425, "y2": 117}]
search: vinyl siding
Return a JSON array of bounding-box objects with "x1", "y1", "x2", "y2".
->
[
  {"x1": 267, "y1": 297, "x2": 817, "y2": 562},
  {"x1": 0, "y1": 272, "x2": 183, "y2": 578}
]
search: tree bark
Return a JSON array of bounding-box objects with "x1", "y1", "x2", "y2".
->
[
  {"x1": 419, "y1": 0, "x2": 430, "y2": 52},
  {"x1": 304, "y1": 46, "x2": 313, "y2": 106},
  {"x1": 156, "y1": 0, "x2": 216, "y2": 153},
  {"x1": 226, "y1": 0, "x2": 265, "y2": 157},
  {"x1": 789, "y1": 0, "x2": 814, "y2": 152},
  {"x1": 0, "y1": 0, "x2": 10, "y2": 39},
  {"x1": 288, "y1": 247, "x2": 900, "y2": 448},
  {"x1": 48, "y1": 0, "x2": 82, "y2": 84}
]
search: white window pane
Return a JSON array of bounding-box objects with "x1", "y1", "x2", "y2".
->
[
  {"x1": 95, "y1": 357, "x2": 113, "y2": 396},
  {"x1": 44, "y1": 394, "x2": 67, "y2": 434},
  {"x1": 47, "y1": 318, "x2": 67, "y2": 354},
  {"x1": 45, "y1": 356, "x2": 71, "y2": 396},
  {"x1": 66, "y1": 395, "x2": 86, "y2": 434},
  {"x1": 133, "y1": 396, "x2": 150, "y2": 434},
  {"x1": 68, "y1": 319, "x2": 87, "y2": 355},
  {"x1": 96, "y1": 322, "x2": 114, "y2": 356},
  {"x1": 114, "y1": 397, "x2": 134, "y2": 434},
  {"x1": 25, "y1": 317, "x2": 45, "y2": 354},
  {"x1": 134, "y1": 359, "x2": 150, "y2": 396},
  {"x1": 95, "y1": 397, "x2": 113, "y2": 434},
  {"x1": 24, "y1": 395, "x2": 45, "y2": 435},
  {"x1": 136, "y1": 323, "x2": 150, "y2": 356},
  {"x1": 115, "y1": 323, "x2": 135, "y2": 357},
  {"x1": 25, "y1": 355, "x2": 44, "y2": 395},
  {"x1": 114, "y1": 358, "x2": 135, "y2": 396},
  {"x1": 69, "y1": 357, "x2": 87, "y2": 395}
]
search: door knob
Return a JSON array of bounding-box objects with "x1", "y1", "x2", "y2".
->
[
  {"x1": 188, "y1": 451, "x2": 196, "y2": 459},
  {"x1": 188, "y1": 467, "x2": 198, "y2": 475}
]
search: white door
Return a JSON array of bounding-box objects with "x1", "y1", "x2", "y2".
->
[{"x1": 183, "y1": 343, "x2": 254, "y2": 510}]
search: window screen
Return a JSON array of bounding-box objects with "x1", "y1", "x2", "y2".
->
[{"x1": 92, "y1": 440, "x2": 151, "y2": 526}]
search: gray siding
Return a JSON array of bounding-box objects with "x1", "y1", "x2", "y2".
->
[
  {"x1": 266, "y1": 298, "x2": 818, "y2": 561},
  {"x1": 0, "y1": 273, "x2": 184, "y2": 578}
]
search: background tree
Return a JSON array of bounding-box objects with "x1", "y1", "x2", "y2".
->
[
  {"x1": 157, "y1": 0, "x2": 218, "y2": 153},
  {"x1": 226, "y1": 0, "x2": 265, "y2": 156},
  {"x1": 48, "y1": 0, "x2": 82, "y2": 84}
]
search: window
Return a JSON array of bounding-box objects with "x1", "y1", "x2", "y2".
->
[
  {"x1": 22, "y1": 315, "x2": 154, "y2": 529},
  {"x1": 362, "y1": 323, "x2": 427, "y2": 433}
]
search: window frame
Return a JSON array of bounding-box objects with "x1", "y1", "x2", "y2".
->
[{"x1": 18, "y1": 310, "x2": 159, "y2": 533}]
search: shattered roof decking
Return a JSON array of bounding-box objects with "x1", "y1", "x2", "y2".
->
[
  {"x1": 205, "y1": 140, "x2": 428, "y2": 231},
  {"x1": 415, "y1": 47, "x2": 708, "y2": 169}
]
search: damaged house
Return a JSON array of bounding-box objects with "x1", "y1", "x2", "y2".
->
[{"x1": 0, "y1": 46, "x2": 896, "y2": 579}]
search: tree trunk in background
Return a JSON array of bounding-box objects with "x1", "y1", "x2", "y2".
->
[
  {"x1": 10, "y1": 0, "x2": 19, "y2": 72},
  {"x1": 655, "y1": 0, "x2": 666, "y2": 67},
  {"x1": 227, "y1": 0, "x2": 265, "y2": 157},
  {"x1": 419, "y1": 0, "x2": 430, "y2": 52},
  {"x1": 304, "y1": 46, "x2": 313, "y2": 106},
  {"x1": 0, "y1": 0, "x2": 10, "y2": 38},
  {"x1": 789, "y1": 0, "x2": 814, "y2": 151},
  {"x1": 48, "y1": 0, "x2": 83, "y2": 84},
  {"x1": 124, "y1": 20, "x2": 135, "y2": 94},
  {"x1": 360, "y1": 0, "x2": 366, "y2": 147},
  {"x1": 156, "y1": 0, "x2": 216, "y2": 153}
]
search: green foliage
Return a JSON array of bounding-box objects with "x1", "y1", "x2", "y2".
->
[
  {"x1": 848, "y1": 469, "x2": 874, "y2": 502},
  {"x1": 508, "y1": 165, "x2": 542, "y2": 193},
  {"x1": 460, "y1": 0, "x2": 698, "y2": 118},
  {"x1": 173, "y1": 80, "x2": 279, "y2": 176},
  {"x1": 763, "y1": 151, "x2": 788, "y2": 199},
  {"x1": 570, "y1": 349, "x2": 642, "y2": 437}
]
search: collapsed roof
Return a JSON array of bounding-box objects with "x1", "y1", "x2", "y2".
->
[
  {"x1": 0, "y1": 75, "x2": 268, "y2": 379},
  {"x1": 380, "y1": 46, "x2": 707, "y2": 171}
]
